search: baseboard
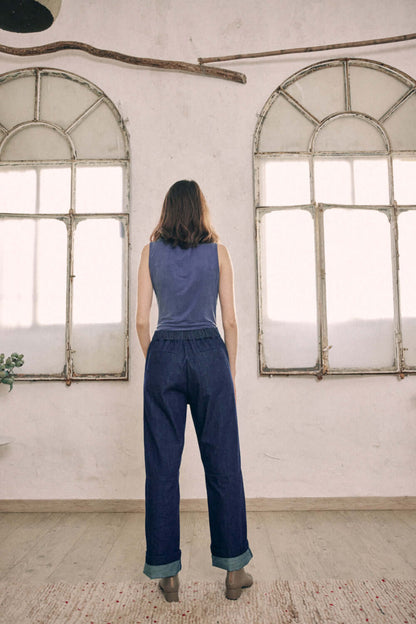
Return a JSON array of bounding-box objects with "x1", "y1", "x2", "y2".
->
[{"x1": 0, "y1": 497, "x2": 415, "y2": 512}]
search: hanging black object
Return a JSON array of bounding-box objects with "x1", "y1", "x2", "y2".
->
[{"x1": 0, "y1": 0, "x2": 62, "y2": 33}]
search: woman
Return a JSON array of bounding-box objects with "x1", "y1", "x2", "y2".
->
[{"x1": 136, "y1": 180, "x2": 253, "y2": 602}]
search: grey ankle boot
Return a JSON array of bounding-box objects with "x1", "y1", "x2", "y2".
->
[
  {"x1": 159, "y1": 574, "x2": 179, "y2": 602},
  {"x1": 225, "y1": 567, "x2": 253, "y2": 600}
]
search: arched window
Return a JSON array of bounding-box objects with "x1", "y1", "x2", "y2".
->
[
  {"x1": 0, "y1": 68, "x2": 129, "y2": 383},
  {"x1": 254, "y1": 58, "x2": 416, "y2": 377}
]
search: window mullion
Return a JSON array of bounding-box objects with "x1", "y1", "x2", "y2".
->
[
  {"x1": 388, "y1": 150, "x2": 405, "y2": 375},
  {"x1": 255, "y1": 208, "x2": 266, "y2": 373},
  {"x1": 65, "y1": 163, "x2": 76, "y2": 385},
  {"x1": 390, "y1": 201, "x2": 405, "y2": 375},
  {"x1": 315, "y1": 203, "x2": 329, "y2": 377}
]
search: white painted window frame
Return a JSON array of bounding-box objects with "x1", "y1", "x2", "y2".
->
[
  {"x1": 254, "y1": 58, "x2": 416, "y2": 378},
  {"x1": 0, "y1": 67, "x2": 130, "y2": 384}
]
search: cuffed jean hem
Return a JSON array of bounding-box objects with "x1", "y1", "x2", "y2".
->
[
  {"x1": 211, "y1": 547, "x2": 253, "y2": 571},
  {"x1": 143, "y1": 559, "x2": 181, "y2": 579}
]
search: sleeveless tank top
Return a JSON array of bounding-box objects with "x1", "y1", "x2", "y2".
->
[{"x1": 149, "y1": 239, "x2": 219, "y2": 330}]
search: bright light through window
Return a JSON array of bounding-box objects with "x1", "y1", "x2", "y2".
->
[
  {"x1": 264, "y1": 210, "x2": 316, "y2": 322},
  {"x1": 0, "y1": 168, "x2": 36, "y2": 213},
  {"x1": 36, "y1": 220, "x2": 67, "y2": 325},
  {"x1": 398, "y1": 211, "x2": 416, "y2": 366},
  {"x1": 76, "y1": 166, "x2": 124, "y2": 213},
  {"x1": 0, "y1": 219, "x2": 67, "y2": 328},
  {"x1": 393, "y1": 159, "x2": 416, "y2": 205},
  {"x1": 314, "y1": 159, "x2": 389, "y2": 205},
  {"x1": 260, "y1": 159, "x2": 310, "y2": 205},
  {"x1": 398, "y1": 211, "x2": 416, "y2": 318},
  {"x1": 73, "y1": 219, "x2": 123, "y2": 324},
  {"x1": 0, "y1": 68, "x2": 129, "y2": 379},
  {"x1": 0, "y1": 219, "x2": 35, "y2": 328},
  {"x1": 255, "y1": 58, "x2": 416, "y2": 374},
  {"x1": 39, "y1": 168, "x2": 71, "y2": 213},
  {"x1": 324, "y1": 209, "x2": 394, "y2": 322}
]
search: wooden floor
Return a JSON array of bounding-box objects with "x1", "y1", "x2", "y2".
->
[{"x1": 0, "y1": 510, "x2": 415, "y2": 584}]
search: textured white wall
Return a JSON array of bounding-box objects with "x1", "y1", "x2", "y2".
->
[{"x1": 1, "y1": 0, "x2": 416, "y2": 500}]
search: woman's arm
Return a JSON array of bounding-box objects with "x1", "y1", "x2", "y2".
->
[
  {"x1": 136, "y1": 244, "x2": 153, "y2": 357},
  {"x1": 218, "y1": 243, "x2": 238, "y2": 393}
]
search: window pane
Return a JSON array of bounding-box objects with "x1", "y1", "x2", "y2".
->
[
  {"x1": 315, "y1": 158, "x2": 389, "y2": 205},
  {"x1": 314, "y1": 116, "x2": 386, "y2": 152},
  {"x1": 0, "y1": 74, "x2": 35, "y2": 130},
  {"x1": 72, "y1": 218, "x2": 127, "y2": 374},
  {"x1": 398, "y1": 211, "x2": 416, "y2": 366},
  {"x1": 383, "y1": 93, "x2": 416, "y2": 151},
  {"x1": 258, "y1": 94, "x2": 315, "y2": 152},
  {"x1": 285, "y1": 65, "x2": 345, "y2": 120},
  {"x1": 349, "y1": 64, "x2": 409, "y2": 121},
  {"x1": 0, "y1": 218, "x2": 67, "y2": 374},
  {"x1": 40, "y1": 73, "x2": 99, "y2": 130},
  {"x1": 393, "y1": 158, "x2": 416, "y2": 205},
  {"x1": 40, "y1": 167, "x2": 71, "y2": 213},
  {"x1": 36, "y1": 220, "x2": 68, "y2": 326},
  {"x1": 352, "y1": 159, "x2": 389, "y2": 204},
  {"x1": 1, "y1": 126, "x2": 72, "y2": 161},
  {"x1": 75, "y1": 166, "x2": 124, "y2": 213},
  {"x1": 258, "y1": 159, "x2": 310, "y2": 206},
  {"x1": 260, "y1": 210, "x2": 318, "y2": 368},
  {"x1": 315, "y1": 160, "x2": 352, "y2": 204},
  {"x1": 0, "y1": 168, "x2": 36, "y2": 213},
  {"x1": 324, "y1": 209, "x2": 395, "y2": 369},
  {"x1": 0, "y1": 167, "x2": 71, "y2": 214},
  {"x1": 69, "y1": 102, "x2": 127, "y2": 159}
]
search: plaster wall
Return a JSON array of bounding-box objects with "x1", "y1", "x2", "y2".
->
[{"x1": 1, "y1": 0, "x2": 416, "y2": 500}]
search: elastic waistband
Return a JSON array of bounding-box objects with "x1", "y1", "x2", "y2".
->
[{"x1": 152, "y1": 327, "x2": 220, "y2": 341}]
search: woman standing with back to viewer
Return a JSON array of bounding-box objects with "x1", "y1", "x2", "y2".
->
[{"x1": 136, "y1": 180, "x2": 253, "y2": 602}]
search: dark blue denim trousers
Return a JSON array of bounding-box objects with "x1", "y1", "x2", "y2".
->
[{"x1": 143, "y1": 327, "x2": 253, "y2": 579}]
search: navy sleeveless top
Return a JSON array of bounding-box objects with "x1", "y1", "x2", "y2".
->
[{"x1": 149, "y1": 239, "x2": 219, "y2": 330}]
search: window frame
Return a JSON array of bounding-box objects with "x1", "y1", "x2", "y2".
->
[
  {"x1": 0, "y1": 67, "x2": 130, "y2": 384},
  {"x1": 254, "y1": 58, "x2": 416, "y2": 378}
]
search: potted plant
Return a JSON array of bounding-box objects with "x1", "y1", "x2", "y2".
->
[{"x1": 0, "y1": 352, "x2": 24, "y2": 391}]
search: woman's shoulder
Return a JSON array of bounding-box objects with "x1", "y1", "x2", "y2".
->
[
  {"x1": 216, "y1": 243, "x2": 232, "y2": 269},
  {"x1": 216, "y1": 242, "x2": 229, "y2": 257},
  {"x1": 140, "y1": 243, "x2": 151, "y2": 260}
]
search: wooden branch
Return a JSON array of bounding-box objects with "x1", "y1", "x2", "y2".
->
[
  {"x1": 198, "y1": 32, "x2": 416, "y2": 64},
  {"x1": 0, "y1": 41, "x2": 246, "y2": 84}
]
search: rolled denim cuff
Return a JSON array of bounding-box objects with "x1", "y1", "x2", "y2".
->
[
  {"x1": 143, "y1": 559, "x2": 181, "y2": 579},
  {"x1": 212, "y1": 547, "x2": 253, "y2": 571}
]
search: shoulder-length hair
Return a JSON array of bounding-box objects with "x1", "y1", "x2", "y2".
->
[{"x1": 150, "y1": 180, "x2": 219, "y2": 249}]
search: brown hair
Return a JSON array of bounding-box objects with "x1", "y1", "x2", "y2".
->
[{"x1": 150, "y1": 180, "x2": 219, "y2": 249}]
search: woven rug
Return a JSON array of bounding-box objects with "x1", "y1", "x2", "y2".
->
[{"x1": 0, "y1": 578, "x2": 415, "y2": 623}]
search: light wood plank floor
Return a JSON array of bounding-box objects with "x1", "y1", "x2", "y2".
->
[{"x1": 0, "y1": 511, "x2": 415, "y2": 584}]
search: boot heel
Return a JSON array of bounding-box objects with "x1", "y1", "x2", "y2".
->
[
  {"x1": 163, "y1": 590, "x2": 179, "y2": 602},
  {"x1": 225, "y1": 586, "x2": 243, "y2": 600},
  {"x1": 158, "y1": 575, "x2": 179, "y2": 602}
]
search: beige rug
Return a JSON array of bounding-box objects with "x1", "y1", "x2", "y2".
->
[{"x1": 0, "y1": 578, "x2": 415, "y2": 623}]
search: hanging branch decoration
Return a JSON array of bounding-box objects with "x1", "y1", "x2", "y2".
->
[
  {"x1": 198, "y1": 32, "x2": 416, "y2": 65},
  {"x1": 0, "y1": 40, "x2": 246, "y2": 84}
]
